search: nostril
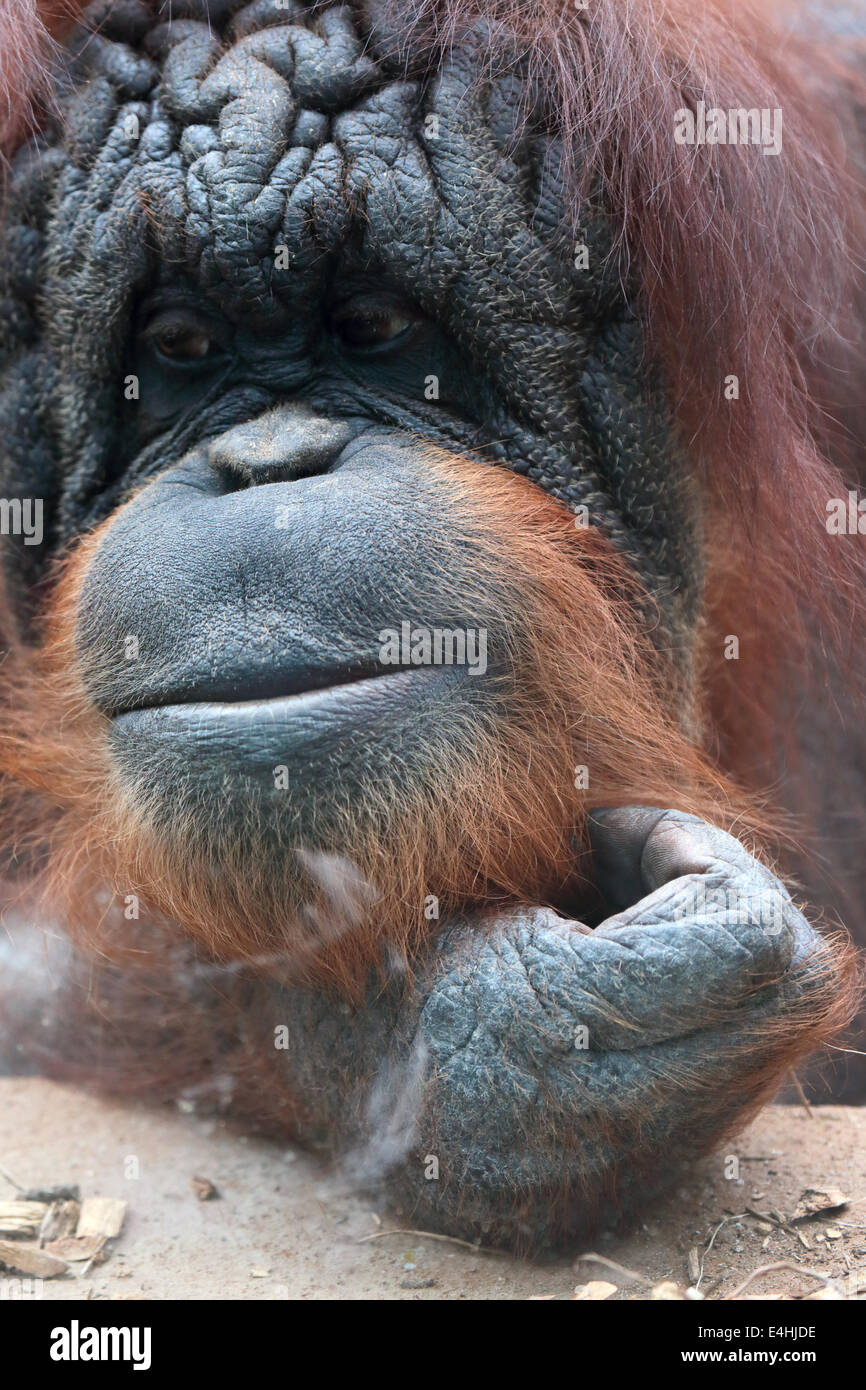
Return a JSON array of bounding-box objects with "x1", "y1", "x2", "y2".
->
[{"x1": 208, "y1": 409, "x2": 356, "y2": 487}]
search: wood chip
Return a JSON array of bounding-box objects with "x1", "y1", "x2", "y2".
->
[
  {"x1": 790, "y1": 1189, "x2": 850, "y2": 1224},
  {"x1": 0, "y1": 1200, "x2": 48, "y2": 1239},
  {"x1": 687, "y1": 1247, "x2": 701, "y2": 1285},
  {"x1": 0, "y1": 1238, "x2": 68, "y2": 1278},
  {"x1": 40, "y1": 1199, "x2": 81, "y2": 1244},
  {"x1": 76, "y1": 1197, "x2": 126, "y2": 1240},
  {"x1": 45, "y1": 1234, "x2": 106, "y2": 1263},
  {"x1": 192, "y1": 1175, "x2": 219, "y2": 1201},
  {"x1": 572, "y1": 1280, "x2": 617, "y2": 1301}
]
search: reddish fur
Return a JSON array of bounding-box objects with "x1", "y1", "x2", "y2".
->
[{"x1": 0, "y1": 0, "x2": 88, "y2": 157}]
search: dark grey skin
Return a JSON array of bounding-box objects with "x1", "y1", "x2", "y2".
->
[{"x1": 0, "y1": 0, "x2": 853, "y2": 1248}]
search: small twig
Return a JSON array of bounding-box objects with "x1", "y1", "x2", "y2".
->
[
  {"x1": 725, "y1": 1262, "x2": 831, "y2": 1300},
  {"x1": 745, "y1": 1207, "x2": 787, "y2": 1228},
  {"x1": 0, "y1": 1165, "x2": 23, "y2": 1191},
  {"x1": 357, "y1": 1227, "x2": 495, "y2": 1253},
  {"x1": 573, "y1": 1252, "x2": 647, "y2": 1285},
  {"x1": 697, "y1": 1215, "x2": 739, "y2": 1290}
]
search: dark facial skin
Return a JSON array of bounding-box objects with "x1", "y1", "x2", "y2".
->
[
  {"x1": 0, "y1": 0, "x2": 848, "y2": 1248},
  {"x1": 81, "y1": 436, "x2": 488, "y2": 840}
]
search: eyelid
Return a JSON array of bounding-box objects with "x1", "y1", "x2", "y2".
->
[
  {"x1": 141, "y1": 306, "x2": 229, "y2": 351},
  {"x1": 330, "y1": 292, "x2": 418, "y2": 322},
  {"x1": 143, "y1": 314, "x2": 206, "y2": 340},
  {"x1": 329, "y1": 296, "x2": 424, "y2": 357}
]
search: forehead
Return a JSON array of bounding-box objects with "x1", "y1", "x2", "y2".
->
[
  {"x1": 155, "y1": 6, "x2": 387, "y2": 156},
  {"x1": 60, "y1": 4, "x2": 537, "y2": 317},
  {"x1": 162, "y1": 5, "x2": 384, "y2": 115},
  {"x1": 153, "y1": 10, "x2": 405, "y2": 307}
]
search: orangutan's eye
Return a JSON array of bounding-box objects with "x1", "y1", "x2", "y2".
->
[
  {"x1": 330, "y1": 297, "x2": 418, "y2": 352},
  {"x1": 143, "y1": 311, "x2": 223, "y2": 368}
]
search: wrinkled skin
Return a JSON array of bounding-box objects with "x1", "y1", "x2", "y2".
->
[
  {"x1": 0, "y1": 0, "x2": 849, "y2": 1249},
  {"x1": 269, "y1": 810, "x2": 836, "y2": 1247}
]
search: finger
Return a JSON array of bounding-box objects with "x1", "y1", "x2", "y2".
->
[
  {"x1": 586, "y1": 805, "x2": 669, "y2": 909},
  {"x1": 428, "y1": 876, "x2": 811, "y2": 1059},
  {"x1": 419, "y1": 902, "x2": 838, "y2": 1181},
  {"x1": 588, "y1": 805, "x2": 776, "y2": 908}
]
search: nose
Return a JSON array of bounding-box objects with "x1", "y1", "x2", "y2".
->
[{"x1": 207, "y1": 406, "x2": 356, "y2": 486}]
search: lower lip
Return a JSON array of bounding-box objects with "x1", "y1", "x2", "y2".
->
[{"x1": 110, "y1": 667, "x2": 457, "y2": 754}]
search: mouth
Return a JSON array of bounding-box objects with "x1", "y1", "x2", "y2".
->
[
  {"x1": 109, "y1": 666, "x2": 461, "y2": 780},
  {"x1": 103, "y1": 655, "x2": 390, "y2": 721},
  {"x1": 113, "y1": 665, "x2": 446, "y2": 721}
]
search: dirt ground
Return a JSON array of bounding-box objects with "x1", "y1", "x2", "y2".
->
[{"x1": 0, "y1": 1078, "x2": 864, "y2": 1300}]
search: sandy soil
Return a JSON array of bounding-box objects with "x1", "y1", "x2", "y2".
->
[{"x1": 0, "y1": 1078, "x2": 864, "y2": 1300}]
